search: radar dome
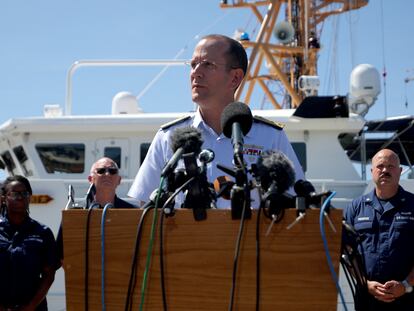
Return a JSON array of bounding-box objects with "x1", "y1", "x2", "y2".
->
[
  {"x1": 112, "y1": 91, "x2": 143, "y2": 114},
  {"x1": 350, "y1": 64, "x2": 380, "y2": 103},
  {"x1": 349, "y1": 64, "x2": 381, "y2": 115}
]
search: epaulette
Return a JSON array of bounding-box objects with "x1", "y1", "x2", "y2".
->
[
  {"x1": 161, "y1": 115, "x2": 192, "y2": 130},
  {"x1": 253, "y1": 115, "x2": 284, "y2": 130}
]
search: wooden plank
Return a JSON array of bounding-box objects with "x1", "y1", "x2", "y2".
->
[{"x1": 62, "y1": 208, "x2": 342, "y2": 311}]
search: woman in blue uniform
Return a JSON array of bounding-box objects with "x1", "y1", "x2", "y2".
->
[{"x1": 0, "y1": 175, "x2": 58, "y2": 311}]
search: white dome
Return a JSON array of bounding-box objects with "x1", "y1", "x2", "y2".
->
[
  {"x1": 349, "y1": 64, "x2": 381, "y2": 103},
  {"x1": 111, "y1": 92, "x2": 143, "y2": 114}
]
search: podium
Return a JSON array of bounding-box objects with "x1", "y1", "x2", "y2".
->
[{"x1": 62, "y1": 208, "x2": 342, "y2": 310}]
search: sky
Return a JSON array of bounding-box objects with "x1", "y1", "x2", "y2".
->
[{"x1": 1, "y1": 0, "x2": 413, "y2": 124}]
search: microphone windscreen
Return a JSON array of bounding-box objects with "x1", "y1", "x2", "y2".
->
[
  {"x1": 221, "y1": 102, "x2": 253, "y2": 138},
  {"x1": 293, "y1": 179, "x2": 316, "y2": 197},
  {"x1": 256, "y1": 150, "x2": 295, "y2": 193},
  {"x1": 170, "y1": 126, "x2": 203, "y2": 154}
]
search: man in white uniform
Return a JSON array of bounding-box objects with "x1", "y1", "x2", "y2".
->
[{"x1": 128, "y1": 34, "x2": 304, "y2": 208}]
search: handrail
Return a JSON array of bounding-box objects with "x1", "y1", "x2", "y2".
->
[{"x1": 65, "y1": 59, "x2": 187, "y2": 116}]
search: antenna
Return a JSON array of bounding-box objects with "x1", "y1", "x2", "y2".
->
[{"x1": 221, "y1": 0, "x2": 369, "y2": 109}]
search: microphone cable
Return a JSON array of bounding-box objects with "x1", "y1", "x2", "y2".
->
[
  {"x1": 100, "y1": 203, "x2": 114, "y2": 311},
  {"x1": 84, "y1": 202, "x2": 100, "y2": 311},
  {"x1": 228, "y1": 197, "x2": 249, "y2": 311},
  {"x1": 255, "y1": 203, "x2": 263, "y2": 311},
  {"x1": 139, "y1": 178, "x2": 165, "y2": 311},
  {"x1": 159, "y1": 176, "x2": 196, "y2": 311},
  {"x1": 319, "y1": 191, "x2": 348, "y2": 311},
  {"x1": 124, "y1": 203, "x2": 154, "y2": 311}
]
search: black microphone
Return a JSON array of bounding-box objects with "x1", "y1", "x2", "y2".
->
[
  {"x1": 294, "y1": 179, "x2": 332, "y2": 208},
  {"x1": 256, "y1": 150, "x2": 296, "y2": 193},
  {"x1": 256, "y1": 150, "x2": 296, "y2": 220},
  {"x1": 161, "y1": 126, "x2": 203, "y2": 178},
  {"x1": 221, "y1": 102, "x2": 253, "y2": 164}
]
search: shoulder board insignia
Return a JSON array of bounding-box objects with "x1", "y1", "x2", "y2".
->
[
  {"x1": 253, "y1": 115, "x2": 284, "y2": 130},
  {"x1": 161, "y1": 115, "x2": 192, "y2": 130}
]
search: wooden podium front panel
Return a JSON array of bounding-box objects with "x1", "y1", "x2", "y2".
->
[{"x1": 63, "y1": 209, "x2": 342, "y2": 310}]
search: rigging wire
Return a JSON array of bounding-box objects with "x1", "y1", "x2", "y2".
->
[
  {"x1": 405, "y1": 80, "x2": 409, "y2": 109},
  {"x1": 347, "y1": 3, "x2": 356, "y2": 70},
  {"x1": 322, "y1": 12, "x2": 339, "y2": 95},
  {"x1": 379, "y1": 0, "x2": 388, "y2": 117},
  {"x1": 136, "y1": 11, "x2": 231, "y2": 101}
]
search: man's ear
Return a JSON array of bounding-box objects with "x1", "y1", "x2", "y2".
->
[
  {"x1": 231, "y1": 68, "x2": 244, "y2": 90},
  {"x1": 87, "y1": 175, "x2": 93, "y2": 183}
]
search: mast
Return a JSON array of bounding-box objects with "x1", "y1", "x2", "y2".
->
[{"x1": 220, "y1": 0, "x2": 368, "y2": 108}]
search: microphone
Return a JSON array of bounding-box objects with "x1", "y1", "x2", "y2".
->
[
  {"x1": 181, "y1": 151, "x2": 216, "y2": 220},
  {"x1": 294, "y1": 179, "x2": 332, "y2": 208},
  {"x1": 65, "y1": 184, "x2": 75, "y2": 210},
  {"x1": 85, "y1": 183, "x2": 96, "y2": 209},
  {"x1": 213, "y1": 176, "x2": 234, "y2": 200},
  {"x1": 220, "y1": 102, "x2": 253, "y2": 164},
  {"x1": 256, "y1": 150, "x2": 296, "y2": 193},
  {"x1": 294, "y1": 179, "x2": 316, "y2": 197},
  {"x1": 256, "y1": 150, "x2": 296, "y2": 220},
  {"x1": 161, "y1": 126, "x2": 203, "y2": 178},
  {"x1": 199, "y1": 148, "x2": 215, "y2": 176},
  {"x1": 199, "y1": 149, "x2": 215, "y2": 164},
  {"x1": 220, "y1": 102, "x2": 253, "y2": 219}
]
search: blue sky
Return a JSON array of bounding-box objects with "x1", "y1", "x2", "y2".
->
[{"x1": 0, "y1": 0, "x2": 413, "y2": 123}]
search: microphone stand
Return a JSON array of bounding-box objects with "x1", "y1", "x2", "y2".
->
[
  {"x1": 217, "y1": 160, "x2": 251, "y2": 220},
  {"x1": 182, "y1": 152, "x2": 213, "y2": 221}
]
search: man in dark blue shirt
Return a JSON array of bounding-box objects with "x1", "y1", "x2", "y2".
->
[{"x1": 344, "y1": 149, "x2": 414, "y2": 310}]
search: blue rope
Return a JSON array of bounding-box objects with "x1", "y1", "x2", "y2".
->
[
  {"x1": 319, "y1": 192, "x2": 348, "y2": 311},
  {"x1": 101, "y1": 203, "x2": 113, "y2": 311}
]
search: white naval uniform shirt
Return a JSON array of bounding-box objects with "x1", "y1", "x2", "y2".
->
[{"x1": 128, "y1": 109, "x2": 305, "y2": 209}]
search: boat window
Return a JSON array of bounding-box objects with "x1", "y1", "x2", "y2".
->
[
  {"x1": 36, "y1": 143, "x2": 85, "y2": 174},
  {"x1": 104, "y1": 147, "x2": 121, "y2": 168},
  {"x1": 291, "y1": 142, "x2": 307, "y2": 172},
  {"x1": 140, "y1": 143, "x2": 151, "y2": 165},
  {"x1": 13, "y1": 145, "x2": 32, "y2": 176},
  {"x1": 1, "y1": 151, "x2": 16, "y2": 174}
]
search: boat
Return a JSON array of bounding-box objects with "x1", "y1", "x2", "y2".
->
[{"x1": 1, "y1": 1, "x2": 412, "y2": 310}]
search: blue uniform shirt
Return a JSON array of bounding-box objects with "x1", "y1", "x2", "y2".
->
[
  {"x1": 344, "y1": 187, "x2": 414, "y2": 310},
  {"x1": 0, "y1": 216, "x2": 58, "y2": 310},
  {"x1": 128, "y1": 109, "x2": 305, "y2": 208},
  {"x1": 344, "y1": 187, "x2": 414, "y2": 282}
]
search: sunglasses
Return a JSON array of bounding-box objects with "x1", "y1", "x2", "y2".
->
[
  {"x1": 95, "y1": 167, "x2": 119, "y2": 175},
  {"x1": 7, "y1": 191, "x2": 31, "y2": 200}
]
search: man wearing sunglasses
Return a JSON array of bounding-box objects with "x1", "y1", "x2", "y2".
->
[
  {"x1": 88, "y1": 157, "x2": 136, "y2": 208},
  {"x1": 56, "y1": 157, "x2": 135, "y2": 265}
]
